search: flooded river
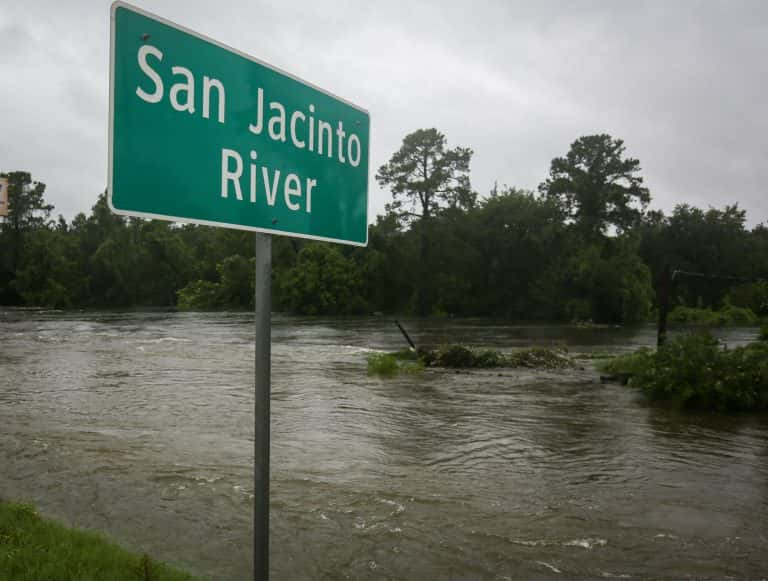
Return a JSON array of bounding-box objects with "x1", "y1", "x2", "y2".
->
[{"x1": 1, "y1": 311, "x2": 767, "y2": 579}]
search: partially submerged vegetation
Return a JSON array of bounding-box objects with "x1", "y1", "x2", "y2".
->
[
  {"x1": 367, "y1": 351, "x2": 424, "y2": 377},
  {"x1": 0, "y1": 501, "x2": 199, "y2": 581},
  {"x1": 367, "y1": 345, "x2": 574, "y2": 376},
  {"x1": 422, "y1": 345, "x2": 574, "y2": 369},
  {"x1": 668, "y1": 305, "x2": 758, "y2": 326},
  {"x1": 601, "y1": 332, "x2": 768, "y2": 412}
]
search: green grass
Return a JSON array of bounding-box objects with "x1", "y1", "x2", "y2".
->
[{"x1": 0, "y1": 501, "x2": 200, "y2": 581}]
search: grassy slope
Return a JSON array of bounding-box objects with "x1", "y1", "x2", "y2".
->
[{"x1": 0, "y1": 501, "x2": 201, "y2": 581}]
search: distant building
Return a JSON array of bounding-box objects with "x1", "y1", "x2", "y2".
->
[{"x1": 0, "y1": 176, "x2": 8, "y2": 217}]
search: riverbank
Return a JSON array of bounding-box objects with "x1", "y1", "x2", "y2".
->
[{"x1": 0, "y1": 500, "x2": 199, "y2": 580}]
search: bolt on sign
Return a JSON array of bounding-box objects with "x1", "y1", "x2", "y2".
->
[
  {"x1": 109, "y1": 2, "x2": 370, "y2": 246},
  {"x1": 0, "y1": 177, "x2": 8, "y2": 217}
]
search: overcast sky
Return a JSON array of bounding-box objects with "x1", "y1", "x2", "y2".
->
[{"x1": 1, "y1": 1, "x2": 767, "y2": 225}]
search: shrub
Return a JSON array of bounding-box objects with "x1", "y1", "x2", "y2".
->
[
  {"x1": 507, "y1": 347, "x2": 573, "y2": 369},
  {"x1": 427, "y1": 345, "x2": 573, "y2": 369},
  {"x1": 474, "y1": 349, "x2": 504, "y2": 367},
  {"x1": 177, "y1": 280, "x2": 221, "y2": 310},
  {"x1": 726, "y1": 282, "x2": 768, "y2": 316},
  {"x1": 719, "y1": 304, "x2": 757, "y2": 325},
  {"x1": 434, "y1": 345, "x2": 477, "y2": 367},
  {"x1": 667, "y1": 305, "x2": 757, "y2": 326},
  {"x1": 367, "y1": 352, "x2": 423, "y2": 377},
  {"x1": 668, "y1": 306, "x2": 722, "y2": 325},
  {"x1": 611, "y1": 332, "x2": 768, "y2": 412},
  {"x1": 599, "y1": 347, "x2": 655, "y2": 376},
  {"x1": 367, "y1": 353, "x2": 399, "y2": 377}
]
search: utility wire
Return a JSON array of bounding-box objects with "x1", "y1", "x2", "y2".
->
[{"x1": 672, "y1": 269, "x2": 767, "y2": 283}]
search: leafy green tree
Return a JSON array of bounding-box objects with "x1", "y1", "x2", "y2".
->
[
  {"x1": 216, "y1": 255, "x2": 254, "y2": 308},
  {"x1": 13, "y1": 227, "x2": 84, "y2": 307},
  {"x1": 745, "y1": 223, "x2": 768, "y2": 279},
  {"x1": 539, "y1": 134, "x2": 650, "y2": 239},
  {"x1": 533, "y1": 236, "x2": 652, "y2": 324},
  {"x1": 352, "y1": 212, "x2": 416, "y2": 314},
  {"x1": 467, "y1": 188, "x2": 566, "y2": 317},
  {"x1": 574, "y1": 241, "x2": 652, "y2": 324},
  {"x1": 177, "y1": 280, "x2": 221, "y2": 310},
  {"x1": 0, "y1": 172, "x2": 53, "y2": 303},
  {"x1": 1, "y1": 171, "x2": 53, "y2": 233},
  {"x1": 89, "y1": 232, "x2": 140, "y2": 305},
  {"x1": 376, "y1": 128, "x2": 473, "y2": 315},
  {"x1": 639, "y1": 204, "x2": 750, "y2": 308},
  {"x1": 176, "y1": 254, "x2": 253, "y2": 310},
  {"x1": 135, "y1": 221, "x2": 197, "y2": 306},
  {"x1": 276, "y1": 243, "x2": 365, "y2": 315},
  {"x1": 725, "y1": 283, "x2": 768, "y2": 316}
]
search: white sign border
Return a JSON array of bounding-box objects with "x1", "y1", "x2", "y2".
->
[{"x1": 108, "y1": 0, "x2": 370, "y2": 247}]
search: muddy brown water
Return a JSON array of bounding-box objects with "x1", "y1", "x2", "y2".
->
[{"x1": 1, "y1": 310, "x2": 767, "y2": 580}]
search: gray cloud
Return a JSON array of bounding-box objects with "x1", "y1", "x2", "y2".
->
[{"x1": 1, "y1": 0, "x2": 766, "y2": 225}]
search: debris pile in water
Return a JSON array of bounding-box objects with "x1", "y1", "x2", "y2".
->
[
  {"x1": 368, "y1": 345, "x2": 574, "y2": 376},
  {"x1": 423, "y1": 345, "x2": 574, "y2": 369}
]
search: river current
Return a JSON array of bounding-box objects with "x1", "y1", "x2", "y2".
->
[{"x1": 1, "y1": 310, "x2": 766, "y2": 580}]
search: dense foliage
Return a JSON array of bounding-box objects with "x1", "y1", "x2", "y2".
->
[
  {"x1": 668, "y1": 305, "x2": 758, "y2": 326},
  {"x1": 367, "y1": 345, "x2": 573, "y2": 376},
  {"x1": 601, "y1": 332, "x2": 768, "y2": 411},
  {"x1": 3, "y1": 131, "x2": 768, "y2": 321}
]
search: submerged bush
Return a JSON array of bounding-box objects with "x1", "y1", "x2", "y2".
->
[
  {"x1": 599, "y1": 347, "x2": 655, "y2": 376},
  {"x1": 427, "y1": 345, "x2": 573, "y2": 369},
  {"x1": 369, "y1": 344, "x2": 574, "y2": 374},
  {"x1": 433, "y1": 345, "x2": 478, "y2": 367},
  {"x1": 603, "y1": 332, "x2": 768, "y2": 412},
  {"x1": 367, "y1": 352, "x2": 423, "y2": 377},
  {"x1": 506, "y1": 347, "x2": 573, "y2": 369},
  {"x1": 719, "y1": 304, "x2": 758, "y2": 325},
  {"x1": 367, "y1": 352, "x2": 399, "y2": 377},
  {"x1": 667, "y1": 305, "x2": 757, "y2": 326},
  {"x1": 668, "y1": 306, "x2": 722, "y2": 325}
]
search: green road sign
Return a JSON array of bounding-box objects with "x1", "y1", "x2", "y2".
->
[{"x1": 109, "y1": 2, "x2": 370, "y2": 245}]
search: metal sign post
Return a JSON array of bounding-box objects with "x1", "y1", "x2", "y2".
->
[{"x1": 253, "y1": 233, "x2": 272, "y2": 580}]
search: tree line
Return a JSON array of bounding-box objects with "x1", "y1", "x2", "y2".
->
[{"x1": 2, "y1": 130, "x2": 768, "y2": 323}]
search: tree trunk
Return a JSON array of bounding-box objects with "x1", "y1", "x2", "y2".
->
[{"x1": 417, "y1": 203, "x2": 432, "y2": 317}]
